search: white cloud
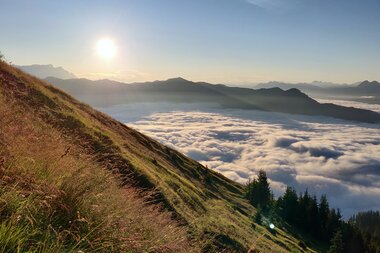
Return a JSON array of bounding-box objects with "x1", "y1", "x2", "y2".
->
[{"x1": 101, "y1": 102, "x2": 380, "y2": 217}]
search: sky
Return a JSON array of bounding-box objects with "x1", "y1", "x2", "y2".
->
[{"x1": 0, "y1": 0, "x2": 379, "y2": 84}]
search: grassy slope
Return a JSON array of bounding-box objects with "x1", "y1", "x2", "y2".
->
[
  {"x1": 0, "y1": 61, "x2": 314, "y2": 252},
  {"x1": 0, "y1": 66, "x2": 195, "y2": 252}
]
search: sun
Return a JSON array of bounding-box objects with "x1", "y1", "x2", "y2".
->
[{"x1": 96, "y1": 38, "x2": 117, "y2": 60}]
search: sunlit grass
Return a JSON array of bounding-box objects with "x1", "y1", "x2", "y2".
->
[{"x1": 0, "y1": 99, "x2": 196, "y2": 253}]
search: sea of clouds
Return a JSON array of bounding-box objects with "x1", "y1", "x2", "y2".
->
[{"x1": 99, "y1": 100, "x2": 380, "y2": 217}]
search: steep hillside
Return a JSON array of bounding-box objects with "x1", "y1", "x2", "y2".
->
[
  {"x1": 0, "y1": 62, "x2": 315, "y2": 252},
  {"x1": 0, "y1": 64, "x2": 195, "y2": 252}
]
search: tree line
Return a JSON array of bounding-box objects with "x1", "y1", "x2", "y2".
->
[
  {"x1": 349, "y1": 210, "x2": 380, "y2": 253},
  {"x1": 245, "y1": 170, "x2": 379, "y2": 253}
]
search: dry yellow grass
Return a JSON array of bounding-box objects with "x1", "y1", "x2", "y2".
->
[{"x1": 0, "y1": 93, "x2": 198, "y2": 252}]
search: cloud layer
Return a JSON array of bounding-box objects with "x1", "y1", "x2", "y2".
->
[{"x1": 101, "y1": 101, "x2": 380, "y2": 217}]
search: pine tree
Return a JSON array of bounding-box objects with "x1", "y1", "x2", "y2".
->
[
  {"x1": 278, "y1": 186, "x2": 298, "y2": 224},
  {"x1": 349, "y1": 210, "x2": 380, "y2": 252},
  {"x1": 328, "y1": 230, "x2": 344, "y2": 253},
  {"x1": 341, "y1": 222, "x2": 365, "y2": 253},
  {"x1": 326, "y1": 209, "x2": 342, "y2": 240},
  {"x1": 306, "y1": 195, "x2": 319, "y2": 237},
  {"x1": 319, "y1": 194, "x2": 330, "y2": 239},
  {"x1": 245, "y1": 170, "x2": 271, "y2": 210},
  {"x1": 298, "y1": 190, "x2": 311, "y2": 230},
  {"x1": 256, "y1": 170, "x2": 271, "y2": 209}
]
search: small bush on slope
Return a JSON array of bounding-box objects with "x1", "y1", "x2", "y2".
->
[{"x1": 0, "y1": 99, "x2": 198, "y2": 253}]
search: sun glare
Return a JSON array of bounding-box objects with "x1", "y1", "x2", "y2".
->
[{"x1": 96, "y1": 38, "x2": 117, "y2": 60}]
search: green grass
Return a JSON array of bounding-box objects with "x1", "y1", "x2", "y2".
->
[
  {"x1": 0, "y1": 61, "x2": 319, "y2": 252},
  {"x1": 0, "y1": 94, "x2": 196, "y2": 252}
]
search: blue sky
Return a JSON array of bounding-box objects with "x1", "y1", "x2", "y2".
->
[{"x1": 0, "y1": 0, "x2": 379, "y2": 83}]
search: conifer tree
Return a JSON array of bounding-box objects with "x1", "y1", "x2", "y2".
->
[
  {"x1": 328, "y1": 230, "x2": 344, "y2": 253},
  {"x1": 319, "y1": 194, "x2": 330, "y2": 239},
  {"x1": 246, "y1": 170, "x2": 271, "y2": 210},
  {"x1": 278, "y1": 186, "x2": 298, "y2": 224}
]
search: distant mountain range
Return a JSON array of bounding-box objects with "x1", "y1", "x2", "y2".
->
[
  {"x1": 15, "y1": 64, "x2": 77, "y2": 79},
  {"x1": 357, "y1": 80, "x2": 380, "y2": 92},
  {"x1": 255, "y1": 80, "x2": 380, "y2": 99},
  {"x1": 45, "y1": 76, "x2": 380, "y2": 123},
  {"x1": 254, "y1": 81, "x2": 347, "y2": 91},
  {"x1": 18, "y1": 64, "x2": 378, "y2": 99}
]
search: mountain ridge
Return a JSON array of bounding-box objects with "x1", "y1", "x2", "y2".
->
[
  {"x1": 255, "y1": 80, "x2": 380, "y2": 99},
  {"x1": 15, "y1": 64, "x2": 77, "y2": 79},
  {"x1": 358, "y1": 80, "x2": 380, "y2": 90},
  {"x1": 45, "y1": 76, "x2": 380, "y2": 123}
]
